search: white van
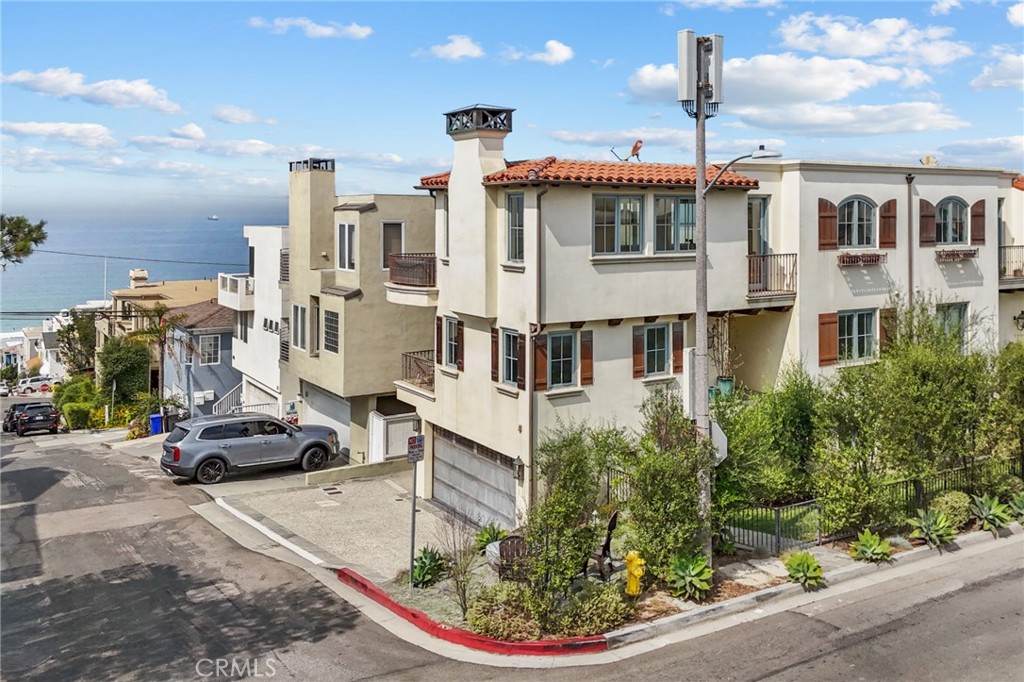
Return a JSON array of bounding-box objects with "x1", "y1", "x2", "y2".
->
[{"x1": 17, "y1": 376, "x2": 60, "y2": 393}]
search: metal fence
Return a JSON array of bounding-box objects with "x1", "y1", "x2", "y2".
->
[
  {"x1": 726, "y1": 500, "x2": 822, "y2": 554},
  {"x1": 881, "y1": 457, "x2": 1022, "y2": 519}
]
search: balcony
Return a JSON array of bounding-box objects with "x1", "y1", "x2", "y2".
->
[
  {"x1": 747, "y1": 254, "x2": 797, "y2": 300},
  {"x1": 280, "y1": 248, "x2": 290, "y2": 283},
  {"x1": 385, "y1": 253, "x2": 438, "y2": 307},
  {"x1": 218, "y1": 273, "x2": 255, "y2": 311},
  {"x1": 1000, "y1": 245, "x2": 1024, "y2": 291},
  {"x1": 401, "y1": 350, "x2": 435, "y2": 391}
]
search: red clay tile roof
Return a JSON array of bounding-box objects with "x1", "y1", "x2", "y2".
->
[
  {"x1": 418, "y1": 157, "x2": 759, "y2": 190},
  {"x1": 1014, "y1": 176, "x2": 1024, "y2": 191}
]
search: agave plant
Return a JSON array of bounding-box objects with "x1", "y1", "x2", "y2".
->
[
  {"x1": 785, "y1": 551, "x2": 825, "y2": 589},
  {"x1": 474, "y1": 522, "x2": 507, "y2": 555},
  {"x1": 1008, "y1": 492, "x2": 1024, "y2": 524},
  {"x1": 908, "y1": 508, "x2": 956, "y2": 548},
  {"x1": 667, "y1": 553, "x2": 714, "y2": 601},
  {"x1": 970, "y1": 494, "x2": 1012, "y2": 535},
  {"x1": 411, "y1": 545, "x2": 448, "y2": 588},
  {"x1": 849, "y1": 528, "x2": 893, "y2": 563}
]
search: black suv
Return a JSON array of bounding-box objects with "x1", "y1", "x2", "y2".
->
[
  {"x1": 3, "y1": 402, "x2": 47, "y2": 433},
  {"x1": 11, "y1": 404, "x2": 60, "y2": 436}
]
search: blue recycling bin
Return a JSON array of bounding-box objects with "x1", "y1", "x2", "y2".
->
[{"x1": 149, "y1": 413, "x2": 163, "y2": 435}]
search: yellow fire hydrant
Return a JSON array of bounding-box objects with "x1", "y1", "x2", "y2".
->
[{"x1": 624, "y1": 550, "x2": 645, "y2": 597}]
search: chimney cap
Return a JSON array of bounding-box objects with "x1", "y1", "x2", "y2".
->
[{"x1": 445, "y1": 105, "x2": 515, "y2": 136}]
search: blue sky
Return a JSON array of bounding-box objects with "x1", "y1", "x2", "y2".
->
[{"x1": 2, "y1": 1, "x2": 1022, "y2": 220}]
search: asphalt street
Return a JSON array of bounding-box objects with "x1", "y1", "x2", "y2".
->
[{"x1": 2, "y1": 417, "x2": 1022, "y2": 681}]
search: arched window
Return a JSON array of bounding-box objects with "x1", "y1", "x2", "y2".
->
[
  {"x1": 838, "y1": 197, "x2": 875, "y2": 248},
  {"x1": 936, "y1": 197, "x2": 968, "y2": 244}
]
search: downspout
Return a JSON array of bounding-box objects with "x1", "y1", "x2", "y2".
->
[
  {"x1": 529, "y1": 187, "x2": 548, "y2": 509},
  {"x1": 906, "y1": 173, "x2": 915, "y2": 306}
]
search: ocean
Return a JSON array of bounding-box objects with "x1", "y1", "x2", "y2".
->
[{"x1": 0, "y1": 211, "x2": 286, "y2": 333}]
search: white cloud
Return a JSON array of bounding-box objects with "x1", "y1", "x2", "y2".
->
[
  {"x1": 129, "y1": 135, "x2": 279, "y2": 157},
  {"x1": 550, "y1": 126, "x2": 693, "y2": 148},
  {"x1": 970, "y1": 53, "x2": 1024, "y2": 90},
  {"x1": 658, "y1": 4, "x2": 677, "y2": 16},
  {"x1": 1, "y1": 121, "x2": 116, "y2": 148},
  {"x1": 1, "y1": 145, "x2": 127, "y2": 173},
  {"x1": 729, "y1": 102, "x2": 968, "y2": 135},
  {"x1": 629, "y1": 55, "x2": 909, "y2": 107},
  {"x1": 778, "y1": 13, "x2": 972, "y2": 66},
  {"x1": 248, "y1": 16, "x2": 372, "y2": 39},
  {"x1": 499, "y1": 45, "x2": 525, "y2": 62},
  {"x1": 1009, "y1": 3, "x2": 1024, "y2": 27},
  {"x1": 930, "y1": 0, "x2": 961, "y2": 15},
  {"x1": 937, "y1": 136, "x2": 1024, "y2": 168},
  {"x1": 527, "y1": 40, "x2": 574, "y2": 65},
  {"x1": 212, "y1": 105, "x2": 276, "y2": 125},
  {"x1": 171, "y1": 123, "x2": 205, "y2": 141},
  {"x1": 427, "y1": 35, "x2": 484, "y2": 61},
  {"x1": 0, "y1": 67, "x2": 182, "y2": 113},
  {"x1": 592, "y1": 58, "x2": 616, "y2": 69}
]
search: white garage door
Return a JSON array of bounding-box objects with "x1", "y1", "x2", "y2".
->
[
  {"x1": 433, "y1": 427, "x2": 516, "y2": 529},
  {"x1": 302, "y1": 382, "x2": 351, "y2": 452}
]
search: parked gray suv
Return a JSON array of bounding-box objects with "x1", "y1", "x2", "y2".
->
[{"x1": 160, "y1": 413, "x2": 340, "y2": 484}]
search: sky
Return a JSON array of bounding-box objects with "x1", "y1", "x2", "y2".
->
[{"x1": 2, "y1": 0, "x2": 1022, "y2": 220}]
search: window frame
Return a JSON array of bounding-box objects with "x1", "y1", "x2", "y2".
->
[
  {"x1": 336, "y1": 223, "x2": 356, "y2": 271},
  {"x1": 506, "y1": 192, "x2": 525, "y2": 263},
  {"x1": 643, "y1": 323, "x2": 669, "y2": 376},
  {"x1": 838, "y1": 309, "x2": 876, "y2": 362},
  {"x1": 444, "y1": 317, "x2": 459, "y2": 369},
  {"x1": 291, "y1": 304, "x2": 307, "y2": 350},
  {"x1": 548, "y1": 331, "x2": 577, "y2": 388},
  {"x1": 381, "y1": 220, "x2": 404, "y2": 270},
  {"x1": 199, "y1": 334, "x2": 221, "y2": 366},
  {"x1": 936, "y1": 197, "x2": 968, "y2": 245},
  {"x1": 936, "y1": 302, "x2": 968, "y2": 353},
  {"x1": 323, "y1": 310, "x2": 340, "y2": 354},
  {"x1": 593, "y1": 195, "x2": 643, "y2": 255},
  {"x1": 838, "y1": 196, "x2": 876, "y2": 248},
  {"x1": 654, "y1": 195, "x2": 697, "y2": 253},
  {"x1": 501, "y1": 328, "x2": 519, "y2": 385}
]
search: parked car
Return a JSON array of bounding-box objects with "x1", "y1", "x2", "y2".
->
[
  {"x1": 0, "y1": 381, "x2": 9, "y2": 397},
  {"x1": 3, "y1": 402, "x2": 47, "y2": 432},
  {"x1": 160, "y1": 413, "x2": 340, "y2": 484},
  {"x1": 16, "y1": 376, "x2": 60, "y2": 393},
  {"x1": 11, "y1": 403, "x2": 60, "y2": 436}
]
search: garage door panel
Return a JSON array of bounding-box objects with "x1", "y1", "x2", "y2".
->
[
  {"x1": 433, "y1": 432, "x2": 516, "y2": 529},
  {"x1": 303, "y1": 383, "x2": 351, "y2": 450}
]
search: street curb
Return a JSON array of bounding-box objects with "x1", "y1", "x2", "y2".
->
[
  {"x1": 605, "y1": 521, "x2": 1024, "y2": 649},
  {"x1": 335, "y1": 568, "x2": 609, "y2": 656}
]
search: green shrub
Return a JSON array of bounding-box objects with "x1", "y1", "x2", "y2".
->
[
  {"x1": 466, "y1": 582, "x2": 539, "y2": 641},
  {"x1": 1008, "y1": 493, "x2": 1024, "y2": 524},
  {"x1": 411, "y1": 545, "x2": 447, "y2": 588},
  {"x1": 667, "y1": 553, "x2": 715, "y2": 601},
  {"x1": 983, "y1": 475, "x2": 1024, "y2": 501},
  {"x1": 474, "y1": 523, "x2": 507, "y2": 555},
  {"x1": 785, "y1": 551, "x2": 825, "y2": 589},
  {"x1": 969, "y1": 494, "x2": 1011, "y2": 535},
  {"x1": 884, "y1": 535, "x2": 913, "y2": 551},
  {"x1": 61, "y1": 402, "x2": 92, "y2": 430},
  {"x1": 908, "y1": 508, "x2": 956, "y2": 548},
  {"x1": 558, "y1": 582, "x2": 633, "y2": 637},
  {"x1": 849, "y1": 528, "x2": 893, "y2": 563},
  {"x1": 53, "y1": 377, "x2": 95, "y2": 411},
  {"x1": 929, "y1": 491, "x2": 971, "y2": 530}
]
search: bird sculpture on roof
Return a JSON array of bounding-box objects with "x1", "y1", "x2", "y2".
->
[{"x1": 611, "y1": 139, "x2": 644, "y2": 163}]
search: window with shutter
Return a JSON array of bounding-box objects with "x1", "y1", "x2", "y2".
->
[
  {"x1": 534, "y1": 334, "x2": 548, "y2": 391},
  {"x1": 456, "y1": 320, "x2": 465, "y2": 371},
  {"x1": 879, "y1": 307, "x2": 896, "y2": 354},
  {"x1": 818, "y1": 198, "x2": 838, "y2": 250},
  {"x1": 970, "y1": 200, "x2": 985, "y2": 245},
  {"x1": 818, "y1": 312, "x2": 838, "y2": 366},
  {"x1": 580, "y1": 330, "x2": 594, "y2": 386},
  {"x1": 490, "y1": 328, "x2": 499, "y2": 382},
  {"x1": 632, "y1": 326, "x2": 644, "y2": 378},
  {"x1": 672, "y1": 322, "x2": 684, "y2": 374},
  {"x1": 879, "y1": 199, "x2": 897, "y2": 248},
  {"x1": 516, "y1": 333, "x2": 526, "y2": 389}
]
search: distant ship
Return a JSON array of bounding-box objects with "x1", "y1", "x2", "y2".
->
[{"x1": 207, "y1": 215, "x2": 219, "y2": 221}]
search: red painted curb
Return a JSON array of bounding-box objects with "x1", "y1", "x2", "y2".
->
[{"x1": 337, "y1": 568, "x2": 608, "y2": 656}]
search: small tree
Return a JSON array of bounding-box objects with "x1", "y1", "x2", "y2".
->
[
  {"x1": 98, "y1": 336, "x2": 149, "y2": 403},
  {"x1": 57, "y1": 310, "x2": 97, "y2": 375},
  {"x1": 435, "y1": 508, "x2": 479, "y2": 620},
  {"x1": 0, "y1": 214, "x2": 47, "y2": 269}
]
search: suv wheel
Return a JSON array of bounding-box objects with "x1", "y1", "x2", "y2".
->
[
  {"x1": 301, "y1": 446, "x2": 328, "y2": 472},
  {"x1": 195, "y1": 458, "x2": 227, "y2": 485}
]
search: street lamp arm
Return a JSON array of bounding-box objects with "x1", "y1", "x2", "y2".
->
[{"x1": 702, "y1": 153, "x2": 753, "y2": 196}]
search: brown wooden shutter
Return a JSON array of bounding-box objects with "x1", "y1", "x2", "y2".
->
[
  {"x1": 516, "y1": 333, "x2": 526, "y2": 389},
  {"x1": 818, "y1": 312, "x2": 839, "y2": 367},
  {"x1": 632, "y1": 326, "x2": 644, "y2": 378},
  {"x1": 490, "y1": 328, "x2": 499, "y2": 382},
  {"x1": 435, "y1": 317, "x2": 443, "y2": 364},
  {"x1": 970, "y1": 200, "x2": 985, "y2": 245},
  {"x1": 879, "y1": 199, "x2": 897, "y2": 249},
  {"x1": 580, "y1": 330, "x2": 594, "y2": 386},
  {"x1": 672, "y1": 322, "x2": 684, "y2": 374},
  {"x1": 533, "y1": 334, "x2": 548, "y2": 391},
  {"x1": 456, "y1": 320, "x2": 464, "y2": 371},
  {"x1": 920, "y1": 199, "x2": 936, "y2": 246},
  {"x1": 818, "y1": 198, "x2": 838, "y2": 250},
  {"x1": 879, "y1": 307, "x2": 896, "y2": 354}
]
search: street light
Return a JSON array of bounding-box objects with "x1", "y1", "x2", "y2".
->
[{"x1": 679, "y1": 30, "x2": 781, "y2": 558}]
